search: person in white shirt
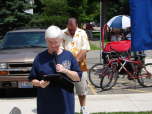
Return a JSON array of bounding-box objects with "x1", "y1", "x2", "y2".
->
[
  {"x1": 62, "y1": 18, "x2": 90, "y2": 114},
  {"x1": 111, "y1": 29, "x2": 123, "y2": 41}
]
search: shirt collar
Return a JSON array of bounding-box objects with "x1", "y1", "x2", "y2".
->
[{"x1": 64, "y1": 27, "x2": 80, "y2": 37}]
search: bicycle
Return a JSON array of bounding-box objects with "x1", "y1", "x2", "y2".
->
[
  {"x1": 89, "y1": 63, "x2": 104, "y2": 88},
  {"x1": 88, "y1": 51, "x2": 123, "y2": 88},
  {"x1": 88, "y1": 51, "x2": 125, "y2": 88},
  {"x1": 89, "y1": 50, "x2": 152, "y2": 91},
  {"x1": 100, "y1": 51, "x2": 152, "y2": 91}
]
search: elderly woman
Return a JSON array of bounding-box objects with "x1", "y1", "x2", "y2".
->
[{"x1": 29, "y1": 25, "x2": 82, "y2": 114}]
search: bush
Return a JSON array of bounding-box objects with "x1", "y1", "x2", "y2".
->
[{"x1": 29, "y1": 15, "x2": 68, "y2": 28}]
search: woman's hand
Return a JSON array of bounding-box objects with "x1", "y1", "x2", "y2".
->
[
  {"x1": 32, "y1": 79, "x2": 50, "y2": 88},
  {"x1": 56, "y1": 64, "x2": 67, "y2": 74},
  {"x1": 56, "y1": 64, "x2": 80, "y2": 81}
]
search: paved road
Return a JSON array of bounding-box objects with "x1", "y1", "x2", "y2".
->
[{"x1": 87, "y1": 50, "x2": 152, "y2": 95}]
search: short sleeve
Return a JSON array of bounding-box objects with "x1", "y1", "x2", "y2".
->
[
  {"x1": 62, "y1": 29, "x2": 68, "y2": 40},
  {"x1": 81, "y1": 30, "x2": 90, "y2": 50},
  {"x1": 70, "y1": 54, "x2": 82, "y2": 80},
  {"x1": 28, "y1": 55, "x2": 40, "y2": 81},
  {"x1": 61, "y1": 29, "x2": 69, "y2": 48}
]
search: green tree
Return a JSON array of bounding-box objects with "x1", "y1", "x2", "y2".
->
[
  {"x1": 67, "y1": 0, "x2": 83, "y2": 19},
  {"x1": 67, "y1": 0, "x2": 100, "y2": 25},
  {"x1": 29, "y1": 0, "x2": 68, "y2": 28},
  {"x1": 34, "y1": 0, "x2": 44, "y2": 14},
  {"x1": 29, "y1": 0, "x2": 100, "y2": 28},
  {"x1": 85, "y1": 0, "x2": 100, "y2": 23},
  {"x1": 0, "y1": 0, "x2": 33, "y2": 37},
  {"x1": 102, "y1": 0, "x2": 129, "y2": 25}
]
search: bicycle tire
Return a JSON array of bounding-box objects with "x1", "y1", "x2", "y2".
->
[
  {"x1": 100, "y1": 65, "x2": 119, "y2": 91},
  {"x1": 88, "y1": 63, "x2": 104, "y2": 88},
  {"x1": 137, "y1": 63, "x2": 152, "y2": 87}
]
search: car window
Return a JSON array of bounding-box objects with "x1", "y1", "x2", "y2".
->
[{"x1": 2, "y1": 32, "x2": 47, "y2": 49}]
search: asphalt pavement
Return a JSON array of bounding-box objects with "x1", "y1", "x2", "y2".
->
[{"x1": 87, "y1": 50, "x2": 152, "y2": 95}]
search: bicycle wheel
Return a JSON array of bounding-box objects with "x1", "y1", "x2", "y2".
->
[
  {"x1": 89, "y1": 63, "x2": 104, "y2": 88},
  {"x1": 100, "y1": 65, "x2": 119, "y2": 91},
  {"x1": 137, "y1": 63, "x2": 152, "y2": 87}
]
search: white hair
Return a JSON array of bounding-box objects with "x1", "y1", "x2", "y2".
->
[{"x1": 45, "y1": 25, "x2": 62, "y2": 39}]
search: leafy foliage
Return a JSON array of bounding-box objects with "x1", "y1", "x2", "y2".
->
[
  {"x1": 106, "y1": 0, "x2": 129, "y2": 22},
  {"x1": 67, "y1": 0, "x2": 100, "y2": 24},
  {"x1": 29, "y1": 15, "x2": 68, "y2": 28},
  {"x1": 0, "y1": 0, "x2": 130, "y2": 38},
  {"x1": 29, "y1": 0, "x2": 100, "y2": 28},
  {"x1": 29, "y1": 0, "x2": 68, "y2": 28},
  {"x1": 0, "y1": 0, "x2": 33, "y2": 36}
]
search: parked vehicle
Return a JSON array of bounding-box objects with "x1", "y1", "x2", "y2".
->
[{"x1": 0, "y1": 29, "x2": 46, "y2": 88}]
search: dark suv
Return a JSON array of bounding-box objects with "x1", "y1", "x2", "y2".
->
[{"x1": 0, "y1": 29, "x2": 46, "y2": 88}]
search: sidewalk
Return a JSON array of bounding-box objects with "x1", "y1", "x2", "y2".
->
[
  {"x1": 75, "y1": 93, "x2": 152, "y2": 113},
  {"x1": 1, "y1": 93, "x2": 152, "y2": 114}
]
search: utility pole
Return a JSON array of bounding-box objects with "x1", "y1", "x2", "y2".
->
[
  {"x1": 99, "y1": 0, "x2": 102, "y2": 62},
  {"x1": 100, "y1": 0, "x2": 111, "y2": 62}
]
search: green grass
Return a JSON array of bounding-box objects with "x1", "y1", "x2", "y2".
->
[
  {"x1": 76, "y1": 112, "x2": 152, "y2": 114},
  {"x1": 90, "y1": 43, "x2": 101, "y2": 50}
]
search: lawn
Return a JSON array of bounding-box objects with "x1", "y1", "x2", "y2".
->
[
  {"x1": 91, "y1": 31, "x2": 110, "y2": 50},
  {"x1": 90, "y1": 43, "x2": 101, "y2": 50}
]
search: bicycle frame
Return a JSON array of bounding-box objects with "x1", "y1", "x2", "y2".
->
[{"x1": 106, "y1": 56, "x2": 144, "y2": 79}]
